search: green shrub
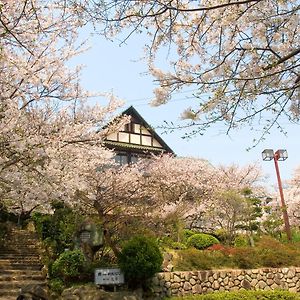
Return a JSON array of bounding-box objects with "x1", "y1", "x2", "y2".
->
[
  {"x1": 52, "y1": 250, "x2": 86, "y2": 282},
  {"x1": 231, "y1": 247, "x2": 259, "y2": 269},
  {"x1": 256, "y1": 237, "x2": 300, "y2": 268},
  {"x1": 183, "y1": 229, "x2": 198, "y2": 241},
  {"x1": 174, "y1": 248, "x2": 234, "y2": 271},
  {"x1": 233, "y1": 235, "x2": 249, "y2": 247},
  {"x1": 49, "y1": 278, "x2": 65, "y2": 294},
  {"x1": 291, "y1": 230, "x2": 300, "y2": 243},
  {"x1": 32, "y1": 204, "x2": 84, "y2": 256},
  {"x1": 117, "y1": 236, "x2": 163, "y2": 288},
  {"x1": 187, "y1": 233, "x2": 219, "y2": 250},
  {"x1": 167, "y1": 290, "x2": 300, "y2": 299},
  {"x1": 171, "y1": 241, "x2": 187, "y2": 250}
]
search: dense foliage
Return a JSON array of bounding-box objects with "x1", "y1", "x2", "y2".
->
[
  {"x1": 117, "y1": 236, "x2": 163, "y2": 288},
  {"x1": 187, "y1": 234, "x2": 220, "y2": 250},
  {"x1": 51, "y1": 249, "x2": 86, "y2": 282},
  {"x1": 174, "y1": 237, "x2": 300, "y2": 271},
  {"x1": 32, "y1": 203, "x2": 84, "y2": 255}
]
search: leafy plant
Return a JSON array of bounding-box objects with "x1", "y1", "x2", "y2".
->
[
  {"x1": 187, "y1": 233, "x2": 219, "y2": 250},
  {"x1": 256, "y1": 237, "x2": 300, "y2": 268},
  {"x1": 49, "y1": 278, "x2": 65, "y2": 294},
  {"x1": 174, "y1": 248, "x2": 233, "y2": 271},
  {"x1": 51, "y1": 249, "x2": 86, "y2": 282},
  {"x1": 183, "y1": 229, "x2": 198, "y2": 242},
  {"x1": 32, "y1": 202, "x2": 84, "y2": 255},
  {"x1": 117, "y1": 235, "x2": 163, "y2": 288},
  {"x1": 233, "y1": 235, "x2": 249, "y2": 247}
]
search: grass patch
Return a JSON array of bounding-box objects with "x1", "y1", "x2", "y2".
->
[{"x1": 166, "y1": 290, "x2": 300, "y2": 300}]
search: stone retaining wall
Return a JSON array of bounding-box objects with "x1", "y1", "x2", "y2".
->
[{"x1": 152, "y1": 267, "x2": 300, "y2": 298}]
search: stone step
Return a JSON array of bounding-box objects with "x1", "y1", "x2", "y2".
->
[
  {"x1": 0, "y1": 289, "x2": 26, "y2": 298},
  {"x1": 0, "y1": 259, "x2": 42, "y2": 266},
  {"x1": 0, "y1": 227, "x2": 47, "y2": 299},
  {"x1": 0, "y1": 263, "x2": 42, "y2": 270},
  {"x1": 0, "y1": 280, "x2": 47, "y2": 299},
  {"x1": 5, "y1": 240, "x2": 39, "y2": 244},
  {"x1": 7, "y1": 238, "x2": 39, "y2": 243},
  {"x1": 0, "y1": 248, "x2": 40, "y2": 255},
  {"x1": 3, "y1": 241, "x2": 39, "y2": 245},
  {"x1": 0, "y1": 273, "x2": 45, "y2": 281},
  {"x1": 0, "y1": 254, "x2": 40, "y2": 259},
  {"x1": 0, "y1": 269, "x2": 44, "y2": 276},
  {"x1": 0, "y1": 297, "x2": 16, "y2": 300},
  {"x1": 0, "y1": 279, "x2": 47, "y2": 289}
]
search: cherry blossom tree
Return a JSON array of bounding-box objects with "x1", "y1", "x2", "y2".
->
[
  {"x1": 284, "y1": 166, "x2": 300, "y2": 226},
  {"x1": 0, "y1": 0, "x2": 128, "y2": 216},
  {"x1": 186, "y1": 163, "x2": 266, "y2": 239},
  {"x1": 76, "y1": 0, "x2": 299, "y2": 140},
  {"x1": 73, "y1": 155, "x2": 217, "y2": 254},
  {"x1": 75, "y1": 155, "x2": 265, "y2": 253}
]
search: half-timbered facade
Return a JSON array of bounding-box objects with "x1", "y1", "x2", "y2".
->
[{"x1": 104, "y1": 106, "x2": 174, "y2": 165}]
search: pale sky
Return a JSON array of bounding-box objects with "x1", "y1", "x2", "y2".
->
[{"x1": 73, "y1": 31, "x2": 300, "y2": 188}]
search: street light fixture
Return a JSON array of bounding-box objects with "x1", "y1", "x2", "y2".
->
[{"x1": 262, "y1": 149, "x2": 292, "y2": 241}]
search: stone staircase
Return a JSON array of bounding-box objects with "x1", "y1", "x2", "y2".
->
[{"x1": 0, "y1": 226, "x2": 47, "y2": 300}]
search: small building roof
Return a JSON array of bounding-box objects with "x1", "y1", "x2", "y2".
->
[{"x1": 104, "y1": 106, "x2": 175, "y2": 155}]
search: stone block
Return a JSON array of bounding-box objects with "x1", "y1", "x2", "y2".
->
[
  {"x1": 199, "y1": 271, "x2": 208, "y2": 282},
  {"x1": 257, "y1": 280, "x2": 267, "y2": 289},
  {"x1": 212, "y1": 281, "x2": 220, "y2": 290},
  {"x1": 287, "y1": 269, "x2": 296, "y2": 278},
  {"x1": 183, "y1": 282, "x2": 192, "y2": 291},
  {"x1": 192, "y1": 284, "x2": 202, "y2": 294},
  {"x1": 171, "y1": 283, "x2": 181, "y2": 289},
  {"x1": 250, "y1": 279, "x2": 258, "y2": 287},
  {"x1": 241, "y1": 279, "x2": 251, "y2": 290},
  {"x1": 164, "y1": 272, "x2": 171, "y2": 282}
]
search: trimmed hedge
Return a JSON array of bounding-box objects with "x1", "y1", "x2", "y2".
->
[
  {"x1": 167, "y1": 290, "x2": 300, "y2": 300},
  {"x1": 187, "y1": 233, "x2": 219, "y2": 250},
  {"x1": 117, "y1": 236, "x2": 163, "y2": 288}
]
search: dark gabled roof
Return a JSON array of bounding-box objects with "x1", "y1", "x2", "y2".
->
[{"x1": 108, "y1": 106, "x2": 175, "y2": 155}]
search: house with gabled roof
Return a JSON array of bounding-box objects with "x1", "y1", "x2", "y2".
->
[{"x1": 104, "y1": 106, "x2": 175, "y2": 165}]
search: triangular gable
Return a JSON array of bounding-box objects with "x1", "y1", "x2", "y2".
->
[{"x1": 104, "y1": 106, "x2": 174, "y2": 154}]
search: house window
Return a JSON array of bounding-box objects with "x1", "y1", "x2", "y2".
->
[
  {"x1": 124, "y1": 123, "x2": 132, "y2": 132},
  {"x1": 130, "y1": 154, "x2": 139, "y2": 164},
  {"x1": 114, "y1": 153, "x2": 128, "y2": 165},
  {"x1": 114, "y1": 153, "x2": 140, "y2": 165}
]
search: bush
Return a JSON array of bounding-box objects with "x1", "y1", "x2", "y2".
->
[
  {"x1": 167, "y1": 290, "x2": 300, "y2": 300},
  {"x1": 51, "y1": 250, "x2": 86, "y2": 282},
  {"x1": 174, "y1": 248, "x2": 234, "y2": 271},
  {"x1": 256, "y1": 237, "x2": 300, "y2": 268},
  {"x1": 233, "y1": 235, "x2": 249, "y2": 247},
  {"x1": 171, "y1": 241, "x2": 187, "y2": 250},
  {"x1": 230, "y1": 247, "x2": 259, "y2": 269},
  {"x1": 183, "y1": 229, "x2": 198, "y2": 241},
  {"x1": 117, "y1": 236, "x2": 163, "y2": 288},
  {"x1": 32, "y1": 204, "x2": 84, "y2": 256},
  {"x1": 49, "y1": 278, "x2": 65, "y2": 294},
  {"x1": 187, "y1": 233, "x2": 219, "y2": 250}
]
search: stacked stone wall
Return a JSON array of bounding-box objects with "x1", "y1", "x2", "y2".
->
[{"x1": 152, "y1": 267, "x2": 300, "y2": 298}]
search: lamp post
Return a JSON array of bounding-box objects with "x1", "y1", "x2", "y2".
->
[{"x1": 262, "y1": 149, "x2": 292, "y2": 241}]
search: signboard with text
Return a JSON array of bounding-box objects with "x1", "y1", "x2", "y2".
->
[{"x1": 94, "y1": 268, "x2": 125, "y2": 285}]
